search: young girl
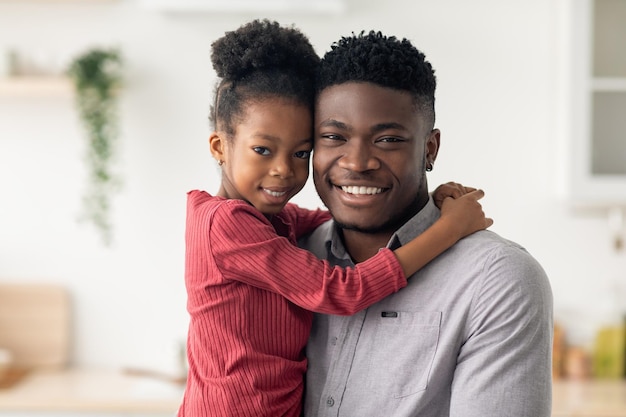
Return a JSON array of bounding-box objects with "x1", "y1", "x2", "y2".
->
[{"x1": 179, "y1": 20, "x2": 492, "y2": 417}]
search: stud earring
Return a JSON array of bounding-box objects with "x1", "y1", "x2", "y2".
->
[{"x1": 218, "y1": 160, "x2": 224, "y2": 166}]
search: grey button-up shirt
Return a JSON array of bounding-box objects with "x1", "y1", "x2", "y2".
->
[{"x1": 301, "y1": 198, "x2": 553, "y2": 417}]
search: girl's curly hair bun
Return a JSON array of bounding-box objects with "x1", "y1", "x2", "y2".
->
[{"x1": 211, "y1": 19, "x2": 318, "y2": 82}]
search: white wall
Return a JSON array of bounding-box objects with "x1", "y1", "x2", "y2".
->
[{"x1": 1, "y1": 0, "x2": 624, "y2": 372}]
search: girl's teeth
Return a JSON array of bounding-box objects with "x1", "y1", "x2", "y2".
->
[
  {"x1": 264, "y1": 189, "x2": 286, "y2": 197},
  {"x1": 341, "y1": 186, "x2": 383, "y2": 195}
]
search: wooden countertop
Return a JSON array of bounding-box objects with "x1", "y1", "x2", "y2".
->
[
  {"x1": 0, "y1": 368, "x2": 184, "y2": 414},
  {"x1": 0, "y1": 369, "x2": 624, "y2": 416},
  {"x1": 552, "y1": 378, "x2": 626, "y2": 417}
]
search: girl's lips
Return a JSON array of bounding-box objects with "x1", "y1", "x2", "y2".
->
[
  {"x1": 262, "y1": 188, "x2": 288, "y2": 197},
  {"x1": 260, "y1": 187, "x2": 294, "y2": 207}
]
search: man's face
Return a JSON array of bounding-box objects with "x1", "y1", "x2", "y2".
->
[{"x1": 313, "y1": 82, "x2": 439, "y2": 233}]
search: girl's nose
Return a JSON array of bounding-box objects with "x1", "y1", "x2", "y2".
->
[{"x1": 270, "y1": 158, "x2": 294, "y2": 178}]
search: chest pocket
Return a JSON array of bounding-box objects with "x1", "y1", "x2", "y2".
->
[{"x1": 359, "y1": 310, "x2": 442, "y2": 398}]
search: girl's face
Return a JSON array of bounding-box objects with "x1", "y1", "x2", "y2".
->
[{"x1": 213, "y1": 98, "x2": 313, "y2": 216}]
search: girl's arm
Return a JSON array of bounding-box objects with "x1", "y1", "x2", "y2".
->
[
  {"x1": 193, "y1": 199, "x2": 406, "y2": 315},
  {"x1": 195, "y1": 192, "x2": 490, "y2": 315},
  {"x1": 284, "y1": 182, "x2": 491, "y2": 278},
  {"x1": 286, "y1": 181, "x2": 481, "y2": 242}
]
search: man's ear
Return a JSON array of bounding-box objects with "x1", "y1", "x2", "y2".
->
[
  {"x1": 426, "y1": 128, "x2": 440, "y2": 167},
  {"x1": 209, "y1": 131, "x2": 226, "y2": 163}
]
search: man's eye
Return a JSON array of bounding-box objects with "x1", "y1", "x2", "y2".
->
[
  {"x1": 377, "y1": 136, "x2": 403, "y2": 143},
  {"x1": 321, "y1": 134, "x2": 343, "y2": 141},
  {"x1": 294, "y1": 150, "x2": 311, "y2": 159},
  {"x1": 253, "y1": 146, "x2": 271, "y2": 156}
]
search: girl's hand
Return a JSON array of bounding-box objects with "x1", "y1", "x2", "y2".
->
[
  {"x1": 439, "y1": 189, "x2": 494, "y2": 239},
  {"x1": 432, "y1": 182, "x2": 477, "y2": 209}
]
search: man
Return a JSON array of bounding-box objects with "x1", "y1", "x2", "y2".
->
[{"x1": 301, "y1": 31, "x2": 553, "y2": 417}]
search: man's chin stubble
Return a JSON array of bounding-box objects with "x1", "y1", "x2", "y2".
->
[
  {"x1": 332, "y1": 194, "x2": 423, "y2": 235},
  {"x1": 336, "y1": 213, "x2": 415, "y2": 234}
]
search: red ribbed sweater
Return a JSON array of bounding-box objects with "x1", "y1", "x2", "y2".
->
[{"x1": 178, "y1": 190, "x2": 406, "y2": 417}]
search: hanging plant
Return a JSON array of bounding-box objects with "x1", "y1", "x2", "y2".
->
[{"x1": 67, "y1": 47, "x2": 123, "y2": 246}]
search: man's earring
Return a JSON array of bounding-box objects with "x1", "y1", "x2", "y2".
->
[
  {"x1": 426, "y1": 162, "x2": 433, "y2": 172},
  {"x1": 218, "y1": 160, "x2": 224, "y2": 166}
]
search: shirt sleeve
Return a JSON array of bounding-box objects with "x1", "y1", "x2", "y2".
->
[
  {"x1": 449, "y1": 245, "x2": 553, "y2": 417},
  {"x1": 209, "y1": 201, "x2": 406, "y2": 315},
  {"x1": 283, "y1": 203, "x2": 333, "y2": 239}
]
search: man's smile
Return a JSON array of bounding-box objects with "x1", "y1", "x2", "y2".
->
[{"x1": 340, "y1": 185, "x2": 385, "y2": 195}]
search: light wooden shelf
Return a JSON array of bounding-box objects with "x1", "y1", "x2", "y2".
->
[{"x1": 0, "y1": 76, "x2": 72, "y2": 96}]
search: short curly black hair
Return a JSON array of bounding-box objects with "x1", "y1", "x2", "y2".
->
[
  {"x1": 317, "y1": 31, "x2": 437, "y2": 127},
  {"x1": 209, "y1": 19, "x2": 320, "y2": 136}
]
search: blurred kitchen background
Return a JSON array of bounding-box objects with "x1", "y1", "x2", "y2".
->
[{"x1": 1, "y1": 0, "x2": 625, "y2": 415}]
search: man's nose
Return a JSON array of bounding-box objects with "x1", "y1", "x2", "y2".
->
[{"x1": 337, "y1": 141, "x2": 380, "y2": 172}]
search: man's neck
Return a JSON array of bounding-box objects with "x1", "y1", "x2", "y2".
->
[{"x1": 341, "y1": 229, "x2": 395, "y2": 264}]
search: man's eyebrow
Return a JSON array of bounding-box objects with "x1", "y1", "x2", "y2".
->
[
  {"x1": 318, "y1": 119, "x2": 350, "y2": 131},
  {"x1": 370, "y1": 122, "x2": 407, "y2": 134},
  {"x1": 318, "y1": 119, "x2": 407, "y2": 134}
]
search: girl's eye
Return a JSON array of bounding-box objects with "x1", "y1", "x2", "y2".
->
[
  {"x1": 253, "y1": 146, "x2": 271, "y2": 156},
  {"x1": 294, "y1": 150, "x2": 311, "y2": 159}
]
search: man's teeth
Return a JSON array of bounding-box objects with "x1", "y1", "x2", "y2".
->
[
  {"x1": 264, "y1": 189, "x2": 287, "y2": 197},
  {"x1": 341, "y1": 186, "x2": 383, "y2": 195}
]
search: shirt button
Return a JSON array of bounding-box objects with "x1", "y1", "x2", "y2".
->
[
  {"x1": 331, "y1": 336, "x2": 338, "y2": 346},
  {"x1": 326, "y1": 396, "x2": 335, "y2": 407}
]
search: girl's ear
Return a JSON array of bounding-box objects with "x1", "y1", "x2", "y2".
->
[{"x1": 209, "y1": 131, "x2": 226, "y2": 164}]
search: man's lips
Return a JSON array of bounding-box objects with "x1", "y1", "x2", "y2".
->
[{"x1": 339, "y1": 185, "x2": 385, "y2": 195}]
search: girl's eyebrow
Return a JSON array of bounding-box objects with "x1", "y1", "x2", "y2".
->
[
  {"x1": 252, "y1": 132, "x2": 279, "y2": 141},
  {"x1": 252, "y1": 134, "x2": 312, "y2": 145}
]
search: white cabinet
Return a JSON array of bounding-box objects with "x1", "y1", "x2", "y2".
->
[
  {"x1": 139, "y1": 0, "x2": 346, "y2": 14},
  {"x1": 563, "y1": 0, "x2": 626, "y2": 208}
]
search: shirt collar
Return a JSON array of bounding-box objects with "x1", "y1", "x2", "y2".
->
[{"x1": 323, "y1": 196, "x2": 441, "y2": 261}]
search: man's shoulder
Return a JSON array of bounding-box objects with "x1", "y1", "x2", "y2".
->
[
  {"x1": 455, "y1": 230, "x2": 533, "y2": 260},
  {"x1": 451, "y1": 230, "x2": 551, "y2": 296}
]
